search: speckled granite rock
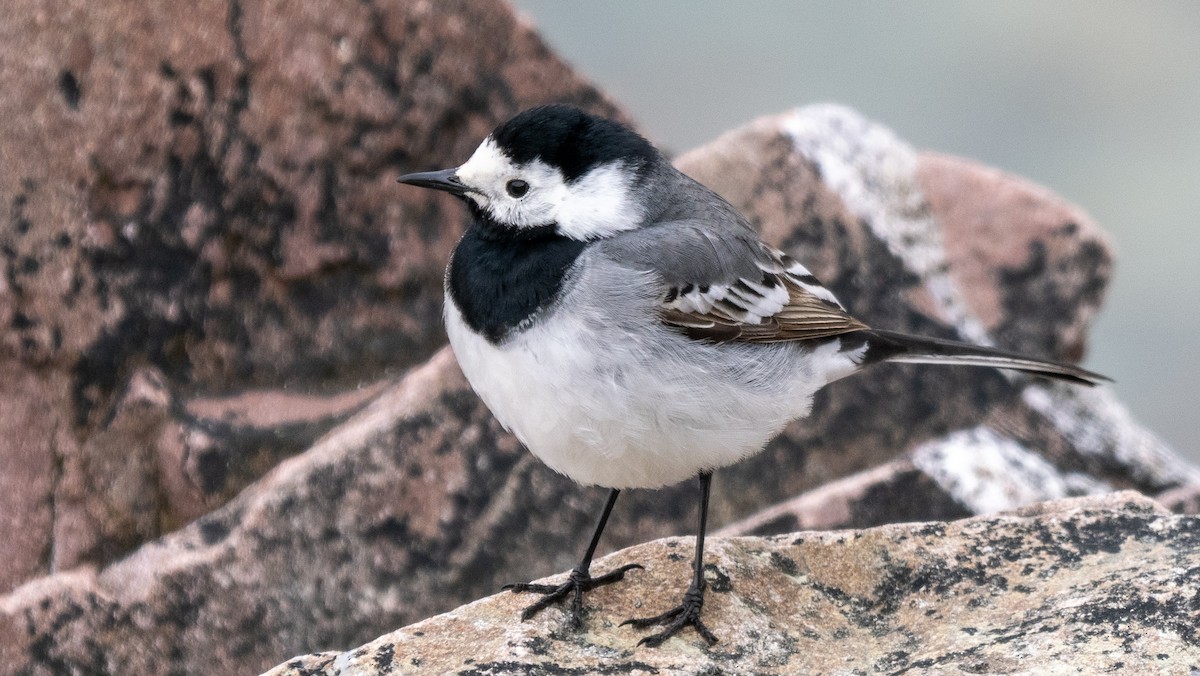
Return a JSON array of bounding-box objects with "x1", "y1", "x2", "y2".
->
[
  {"x1": 5, "y1": 103, "x2": 1196, "y2": 675},
  {"x1": 0, "y1": 0, "x2": 625, "y2": 591},
  {"x1": 719, "y1": 422, "x2": 1188, "y2": 539},
  {"x1": 716, "y1": 458, "x2": 973, "y2": 536},
  {"x1": 1160, "y1": 484, "x2": 1200, "y2": 515},
  {"x1": 262, "y1": 492, "x2": 1200, "y2": 675}
]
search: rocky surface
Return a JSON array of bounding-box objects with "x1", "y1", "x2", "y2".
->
[
  {"x1": 5, "y1": 102, "x2": 1197, "y2": 676},
  {"x1": 3, "y1": 3, "x2": 1198, "y2": 676},
  {"x1": 263, "y1": 492, "x2": 1200, "y2": 675},
  {"x1": 0, "y1": 0, "x2": 625, "y2": 591},
  {"x1": 720, "y1": 423, "x2": 1200, "y2": 539}
]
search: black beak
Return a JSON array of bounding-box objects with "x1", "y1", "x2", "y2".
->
[{"x1": 397, "y1": 168, "x2": 468, "y2": 196}]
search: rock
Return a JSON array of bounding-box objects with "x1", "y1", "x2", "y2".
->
[
  {"x1": 5, "y1": 102, "x2": 1197, "y2": 675},
  {"x1": 916, "y1": 152, "x2": 1108, "y2": 361},
  {"x1": 675, "y1": 106, "x2": 1192, "y2": 519},
  {"x1": 0, "y1": 362, "x2": 64, "y2": 593},
  {"x1": 51, "y1": 366, "x2": 173, "y2": 569},
  {"x1": 1160, "y1": 483, "x2": 1200, "y2": 515},
  {"x1": 0, "y1": 0, "x2": 625, "y2": 589},
  {"x1": 1, "y1": 350, "x2": 502, "y2": 675},
  {"x1": 261, "y1": 492, "x2": 1200, "y2": 675},
  {"x1": 719, "y1": 421, "x2": 1197, "y2": 539},
  {"x1": 715, "y1": 458, "x2": 972, "y2": 536},
  {"x1": 155, "y1": 379, "x2": 390, "y2": 529}
]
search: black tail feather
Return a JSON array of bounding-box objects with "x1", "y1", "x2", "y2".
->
[{"x1": 861, "y1": 329, "x2": 1109, "y2": 386}]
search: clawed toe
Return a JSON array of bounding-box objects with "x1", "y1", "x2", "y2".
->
[
  {"x1": 590, "y1": 562, "x2": 643, "y2": 583},
  {"x1": 621, "y1": 583, "x2": 717, "y2": 646},
  {"x1": 502, "y1": 581, "x2": 561, "y2": 594},
  {"x1": 636, "y1": 614, "x2": 718, "y2": 647},
  {"x1": 505, "y1": 563, "x2": 642, "y2": 629}
]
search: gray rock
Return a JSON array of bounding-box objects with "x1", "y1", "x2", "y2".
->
[{"x1": 261, "y1": 492, "x2": 1200, "y2": 675}]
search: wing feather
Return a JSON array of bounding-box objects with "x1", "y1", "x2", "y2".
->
[
  {"x1": 594, "y1": 217, "x2": 868, "y2": 344},
  {"x1": 660, "y1": 244, "x2": 869, "y2": 343}
]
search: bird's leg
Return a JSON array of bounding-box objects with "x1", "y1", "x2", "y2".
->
[
  {"x1": 503, "y1": 488, "x2": 642, "y2": 629},
  {"x1": 622, "y1": 471, "x2": 718, "y2": 647}
]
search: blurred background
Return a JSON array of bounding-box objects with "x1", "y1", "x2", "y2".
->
[{"x1": 511, "y1": 0, "x2": 1200, "y2": 462}]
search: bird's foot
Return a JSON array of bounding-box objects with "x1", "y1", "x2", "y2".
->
[
  {"x1": 621, "y1": 581, "x2": 717, "y2": 647},
  {"x1": 503, "y1": 563, "x2": 643, "y2": 629}
]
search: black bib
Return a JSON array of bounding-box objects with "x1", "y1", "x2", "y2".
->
[{"x1": 447, "y1": 219, "x2": 587, "y2": 345}]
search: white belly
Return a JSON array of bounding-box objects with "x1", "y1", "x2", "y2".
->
[{"x1": 443, "y1": 262, "x2": 863, "y2": 489}]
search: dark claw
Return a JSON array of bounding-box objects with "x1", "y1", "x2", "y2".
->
[
  {"x1": 504, "y1": 563, "x2": 643, "y2": 629},
  {"x1": 621, "y1": 582, "x2": 717, "y2": 646}
]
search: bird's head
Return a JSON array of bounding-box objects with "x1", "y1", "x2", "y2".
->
[{"x1": 398, "y1": 105, "x2": 662, "y2": 240}]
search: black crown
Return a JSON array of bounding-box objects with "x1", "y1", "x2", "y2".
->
[{"x1": 491, "y1": 105, "x2": 658, "y2": 183}]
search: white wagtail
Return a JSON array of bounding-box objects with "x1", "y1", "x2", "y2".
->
[{"x1": 398, "y1": 104, "x2": 1105, "y2": 647}]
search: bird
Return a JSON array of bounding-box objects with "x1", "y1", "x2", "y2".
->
[{"x1": 397, "y1": 104, "x2": 1106, "y2": 647}]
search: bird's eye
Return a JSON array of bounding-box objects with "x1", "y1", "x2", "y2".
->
[{"x1": 505, "y1": 179, "x2": 529, "y2": 198}]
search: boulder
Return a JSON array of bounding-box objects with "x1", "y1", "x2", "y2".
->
[
  {"x1": 0, "y1": 0, "x2": 626, "y2": 590},
  {"x1": 262, "y1": 492, "x2": 1200, "y2": 675}
]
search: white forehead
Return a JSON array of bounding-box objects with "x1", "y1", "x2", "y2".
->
[{"x1": 456, "y1": 137, "x2": 515, "y2": 186}]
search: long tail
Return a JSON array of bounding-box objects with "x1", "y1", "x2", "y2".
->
[{"x1": 862, "y1": 329, "x2": 1109, "y2": 386}]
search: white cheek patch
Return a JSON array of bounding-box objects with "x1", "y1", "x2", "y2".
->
[{"x1": 554, "y1": 163, "x2": 644, "y2": 240}]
